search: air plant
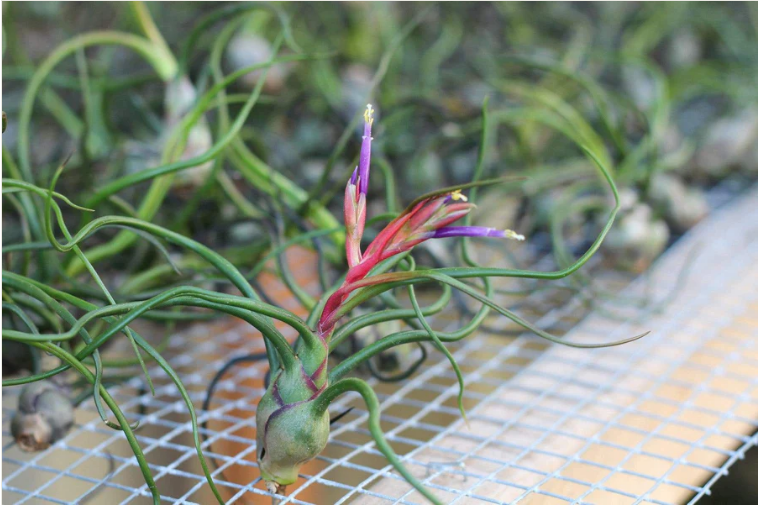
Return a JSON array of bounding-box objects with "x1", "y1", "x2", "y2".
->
[
  {"x1": 648, "y1": 172, "x2": 708, "y2": 233},
  {"x1": 469, "y1": 2, "x2": 756, "y2": 280},
  {"x1": 601, "y1": 188, "x2": 670, "y2": 273},
  {"x1": 693, "y1": 107, "x2": 758, "y2": 178},
  {"x1": 252, "y1": 105, "x2": 645, "y2": 502},
  {"x1": 225, "y1": 13, "x2": 292, "y2": 92},
  {"x1": 161, "y1": 75, "x2": 215, "y2": 189},
  {"x1": 5, "y1": 3, "x2": 757, "y2": 503},
  {"x1": 257, "y1": 104, "x2": 520, "y2": 492},
  {"x1": 3, "y1": 102, "x2": 644, "y2": 504},
  {"x1": 11, "y1": 380, "x2": 74, "y2": 452}
]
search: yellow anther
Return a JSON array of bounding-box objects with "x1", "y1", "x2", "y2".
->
[
  {"x1": 450, "y1": 190, "x2": 468, "y2": 202},
  {"x1": 364, "y1": 104, "x2": 374, "y2": 125},
  {"x1": 504, "y1": 229, "x2": 525, "y2": 241}
]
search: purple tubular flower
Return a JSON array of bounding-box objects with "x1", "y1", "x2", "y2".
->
[
  {"x1": 432, "y1": 226, "x2": 525, "y2": 241},
  {"x1": 350, "y1": 166, "x2": 358, "y2": 186},
  {"x1": 358, "y1": 104, "x2": 374, "y2": 195}
]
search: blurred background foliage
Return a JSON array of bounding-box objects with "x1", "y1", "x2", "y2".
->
[
  {"x1": 3, "y1": 2, "x2": 757, "y2": 282},
  {"x1": 3, "y1": 2, "x2": 756, "y2": 281}
]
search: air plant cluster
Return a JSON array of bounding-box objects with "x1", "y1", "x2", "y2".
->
[
  {"x1": 448, "y1": 3, "x2": 758, "y2": 277},
  {"x1": 256, "y1": 105, "x2": 529, "y2": 493},
  {"x1": 3, "y1": 102, "x2": 643, "y2": 504},
  {"x1": 3, "y1": 2, "x2": 755, "y2": 504},
  {"x1": 10, "y1": 380, "x2": 74, "y2": 452}
]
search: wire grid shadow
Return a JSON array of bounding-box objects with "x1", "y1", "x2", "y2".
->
[{"x1": 2, "y1": 181, "x2": 756, "y2": 505}]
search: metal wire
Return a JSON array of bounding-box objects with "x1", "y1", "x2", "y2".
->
[{"x1": 3, "y1": 182, "x2": 757, "y2": 504}]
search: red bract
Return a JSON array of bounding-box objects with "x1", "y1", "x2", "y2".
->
[{"x1": 319, "y1": 105, "x2": 523, "y2": 337}]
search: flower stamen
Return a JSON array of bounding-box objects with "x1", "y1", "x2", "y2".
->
[
  {"x1": 504, "y1": 229, "x2": 525, "y2": 241},
  {"x1": 450, "y1": 190, "x2": 468, "y2": 202}
]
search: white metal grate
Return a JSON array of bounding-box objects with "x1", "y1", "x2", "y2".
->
[{"x1": 3, "y1": 182, "x2": 757, "y2": 504}]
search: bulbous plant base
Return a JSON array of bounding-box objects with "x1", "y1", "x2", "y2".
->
[
  {"x1": 256, "y1": 387, "x2": 330, "y2": 489},
  {"x1": 11, "y1": 381, "x2": 74, "y2": 452},
  {"x1": 12, "y1": 413, "x2": 54, "y2": 452}
]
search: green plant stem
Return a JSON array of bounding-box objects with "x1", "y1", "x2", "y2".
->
[
  {"x1": 329, "y1": 283, "x2": 451, "y2": 350},
  {"x1": 2, "y1": 271, "x2": 120, "y2": 432},
  {"x1": 69, "y1": 37, "x2": 343, "y2": 275},
  {"x1": 27, "y1": 179, "x2": 290, "y2": 368},
  {"x1": 2, "y1": 272, "x2": 310, "y2": 369},
  {"x1": 315, "y1": 378, "x2": 443, "y2": 505},
  {"x1": 26, "y1": 341, "x2": 162, "y2": 504},
  {"x1": 129, "y1": 1, "x2": 178, "y2": 77},
  {"x1": 18, "y1": 31, "x2": 176, "y2": 183},
  {"x1": 5, "y1": 288, "x2": 226, "y2": 503},
  {"x1": 408, "y1": 278, "x2": 467, "y2": 419},
  {"x1": 308, "y1": 7, "x2": 431, "y2": 205},
  {"x1": 178, "y1": 2, "x2": 301, "y2": 74},
  {"x1": 3, "y1": 193, "x2": 33, "y2": 276},
  {"x1": 229, "y1": 140, "x2": 345, "y2": 256}
]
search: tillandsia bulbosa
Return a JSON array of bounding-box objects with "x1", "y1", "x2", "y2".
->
[
  {"x1": 11, "y1": 380, "x2": 74, "y2": 452},
  {"x1": 2, "y1": 100, "x2": 644, "y2": 504},
  {"x1": 256, "y1": 104, "x2": 523, "y2": 493},
  {"x1": 253, "y1": 105, "x2": 646, "y2": 503}
]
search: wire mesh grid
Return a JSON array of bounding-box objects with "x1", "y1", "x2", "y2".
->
[{"x1": 3, "y1": 182, "x2": 757, "y2": 505}]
